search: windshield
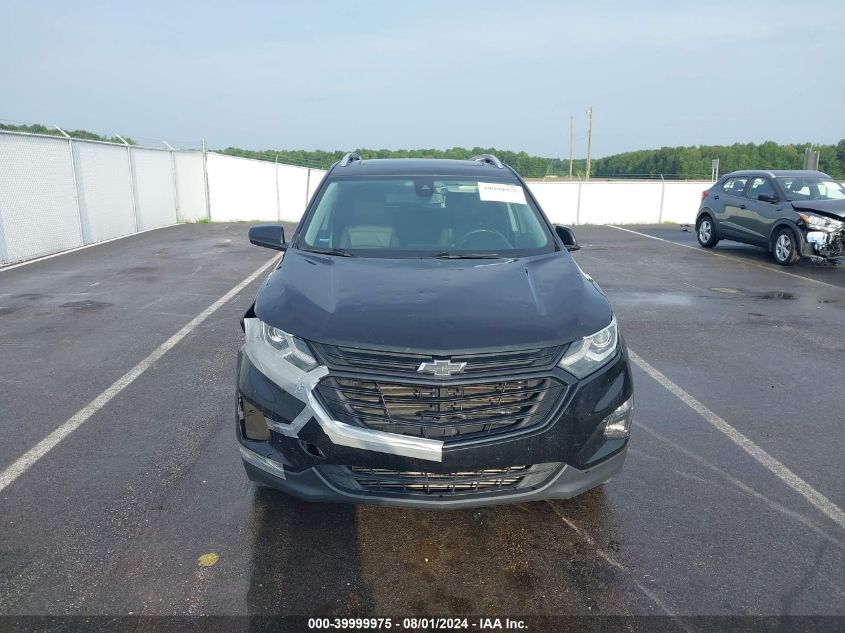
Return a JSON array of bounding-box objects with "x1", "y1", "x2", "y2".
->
[
  {"x1": 776, "y1": 176, "x2": 845, "y2": 201},
  {"x1": 299, "y1": 177, "x2": 555, "y2": 258}
]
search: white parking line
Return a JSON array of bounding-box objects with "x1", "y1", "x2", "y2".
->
[
  {"x1": 0, "y1": 255, "x2": 279, "y2": 493},
  {"x1": 545, "y1": 501, "x2": 695, "y2": 631},
  {"x1": 609, "y1": 225, "x2": 843, "y2": 292},
  {"x1": 629, "y1": 349, "x2": 845, "y2": 531}
]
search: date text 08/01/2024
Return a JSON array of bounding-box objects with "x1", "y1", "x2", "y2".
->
[{"x1": 307, "y1": 617, "x2": 528, "y2": 630}]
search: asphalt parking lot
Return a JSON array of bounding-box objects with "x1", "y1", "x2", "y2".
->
[{"x1": 0, "y1": 223, "x2": 843, "y2": 623}]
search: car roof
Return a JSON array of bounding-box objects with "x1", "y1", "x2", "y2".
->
[
  {"x1": 330, "y1": 157, "x2": 521, "y2": 180},
  {"x1": 723, "y1": 169, "x2": 831, "y2": 179}
]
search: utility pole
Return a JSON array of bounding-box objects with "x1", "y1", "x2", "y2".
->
[
  {"x1": 568, "y1": 116, "x2": 574, "y2": 179},
  {"x1": 585, "y1": 107, "x2": 593, "y2": 181}
]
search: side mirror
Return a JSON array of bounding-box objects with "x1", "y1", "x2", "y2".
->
[
  {"x1": 248, "y1": 224, "x2": 286, "y2": 251},
  {"x1": 554, "y1": 224, "x2": 580, "y2": 251},
  {"x1": 758, "y1": 194, "x2": 778, "y2": 204}
]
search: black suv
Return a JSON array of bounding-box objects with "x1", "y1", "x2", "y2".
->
[
  {"x1": 697, "y1": 170, "x2": 845, "y2": 265},
  {"x1": 236, "y1": 154, "x2": 632, "y2": 508}
]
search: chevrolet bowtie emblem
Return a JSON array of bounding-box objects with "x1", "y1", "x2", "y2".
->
[{"x1": 417, "y1": 359, "x2": 467, "y2": 378}]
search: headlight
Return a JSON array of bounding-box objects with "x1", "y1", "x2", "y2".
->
[
  {"x1": 798, "y1": 212, "x2": 844, "y2": 232},
  {"x1": 260, "y1": 322, "x2": 317, "y2": 372},
  {"x1": 559, "y1": 317, "x2": 618, "y2": 378}
]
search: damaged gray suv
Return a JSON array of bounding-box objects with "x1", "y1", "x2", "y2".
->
[
  {"x1": 697, "y1": 170, "x2": 845, "y2": 265},
  {"x1": 235, "y1": 154, "x2": 633, "y2": 508}
]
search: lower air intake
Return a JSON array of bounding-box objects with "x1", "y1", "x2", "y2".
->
[{"x1": 348, "y1": 466, "x2": 529, "y2": 495}]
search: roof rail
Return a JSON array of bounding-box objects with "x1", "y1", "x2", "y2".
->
[
  {"x1": 340, "y1": 152, "x2": 362, "y2": 167},
  {"x1": 470, "y1": 154, "x2": 504, "y2": 169}
]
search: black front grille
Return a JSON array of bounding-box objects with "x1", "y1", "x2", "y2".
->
[
  {"x1": 316, "y1": 376, "x2": 565, "y2": 439},
  {"x1": 311, "y1": 343, "x2": 563, "y2": 378},
  {"x1": 347, "y1": 466, "x2": 529, "y2": 494}
]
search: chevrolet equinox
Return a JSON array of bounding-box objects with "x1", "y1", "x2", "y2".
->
[{"x1": 236, "y1": 154, "x2": 633, "y2": 508}]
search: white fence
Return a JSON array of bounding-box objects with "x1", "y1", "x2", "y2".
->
[
  {"x1": 0, "y1": 130, "x2": 328, "y2": 265},
  {"x1": 0, "y1": 128, "x2": 708, "y2": 266},
  {"x1": 206, "y1": 153, "x2": 325, "y2": 223},
  {"x1": 0, "y1": 131, "x2": 208, "y2": 265},
  {"x1": 528, "y1": 179, "x2": 706, "y2": 226}
]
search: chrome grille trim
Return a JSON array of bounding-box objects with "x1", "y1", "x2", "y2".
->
[
  {"x1": 311, "y1": 343, "x2": 564, "y2": 377},
  {"x1": 316, "y1": 376, "x2": 565, "y2": 439}
]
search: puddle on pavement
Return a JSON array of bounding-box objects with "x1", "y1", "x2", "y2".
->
[
  {"x1": 755, "y1": 291, "x2": 796, "y2": 300},
  {"x1": 709, "y1": 288, "x2": 800, "y2": 301},
  {"x1": 60, "y1": 300, "x2": 112, "y2": 310}
]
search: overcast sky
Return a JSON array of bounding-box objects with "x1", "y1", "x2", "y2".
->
[{"x1": 2, "y1": 0, "x2": 843, "y2": 157}]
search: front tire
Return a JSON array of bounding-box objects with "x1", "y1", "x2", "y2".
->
[
  {"x1": 697, "y1": 215, "x2": 719, "y2": 248},
  {"x1": 772, "y1": 227, "x2": 800, "y2": 266}
]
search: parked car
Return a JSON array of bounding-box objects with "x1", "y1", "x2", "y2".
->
[
  {"x1": 236, "y1": 154, "x2": 633, "y2": 508},
  {"x1": 696, "y1": 170, "x2": 845, "y2": 265}
]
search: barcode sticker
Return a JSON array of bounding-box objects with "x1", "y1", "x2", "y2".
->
[{"x1": 477, "y1": 182, "x2": 527, "y2": 205}]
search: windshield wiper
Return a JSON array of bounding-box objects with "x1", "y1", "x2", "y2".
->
[
  {"x1": 433, "y1": 252, "x2": 503, "y2": 259},
  {"x1": 301, "y1": 246, "x2": 355, "y2": 257}
]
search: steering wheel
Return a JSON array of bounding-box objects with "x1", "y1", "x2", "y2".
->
[{"x1": 455, "y1": 229, "x2": 513, "y2": 250}]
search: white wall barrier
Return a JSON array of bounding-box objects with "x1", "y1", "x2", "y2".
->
[
  {"x1": 205, "y1": 162, "x2": 705, "y2": 227},
  {"x1": 0, "y1": 132, "x2": 82, "y2": 264},
  {"x1": 131, "y1": 148, "x2": 178, "y2": 231},
  {"x1": 206, "y1": 152, "x2": 326, "y2": 223},
  {"x1": 73, "y1": 141, "x2": 135, "y2": 244},
  {"x1": 1, "y1": 128, "x2": 711, "y2": 266},
  {"x1": 0, "y1": 131, "x2": 209, "y2": 265},
  {"x1": 527, "y1": 180, "x2": 708, "y2": 226},
  {"x1": 173, "y1": 151, "x2": 207, "y2": 222}
]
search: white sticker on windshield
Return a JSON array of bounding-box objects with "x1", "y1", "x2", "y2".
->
[{"x1": 477, "y1": 182, "x2": 527, "y2": 205}]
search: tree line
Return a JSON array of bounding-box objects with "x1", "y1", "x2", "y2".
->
[
  {"x1": 591, "y1": 140, "x2": 845, "y2": 180},
  {"x1": 3, "y1": 122, "x2": 842, "y2": 179},
  {"x1": 219, "y1": 140, "x2": 845, "y2": 179}
]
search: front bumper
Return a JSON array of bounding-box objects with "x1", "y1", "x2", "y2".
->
[
  {"x1": 236, "y1": 321, "x2": 633, "y2": 507},
  {"x1": 800, "y1": 228, "x2": 845, "y2": 261},
  {"x1": 241, "y1": 446, "x2": 627, "y2": 509}
]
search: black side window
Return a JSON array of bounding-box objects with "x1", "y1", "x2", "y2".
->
[
  {"x1": 722, "y1": 177, "x2": 748, "y2": 195},
  {"x1": 747, "y1": 177, "x2": 776, "y2": 201}
]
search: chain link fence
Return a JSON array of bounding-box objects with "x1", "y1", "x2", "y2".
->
[
  {"x1": 2, "y1": 128, "x2": 720, "y2": 267},
  {"x1": 0, "y1": 130, "x2": 208, "y2": 265},
  {"x1": 0, "y1": 130, "x2": 327, "y2": 266}
]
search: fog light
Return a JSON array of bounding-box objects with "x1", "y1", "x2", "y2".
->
[
  {"x1": 240, "y1": 397, "x2": 271, "y2": 441},
  {"x1": 603, "y1": 397, "x2": 633, "y2": 439}
]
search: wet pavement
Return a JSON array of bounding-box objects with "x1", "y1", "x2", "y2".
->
[{"x1": 0, "y1": 224, "x2": 843, "y2": 622}]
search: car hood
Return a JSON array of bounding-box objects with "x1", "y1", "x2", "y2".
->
[
  {"x1": 254, "y1": 250, "x2": 613, "y2": 354},
  {"x1": 791, "y1": 199, "x2": 845, "y2": 219}
]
